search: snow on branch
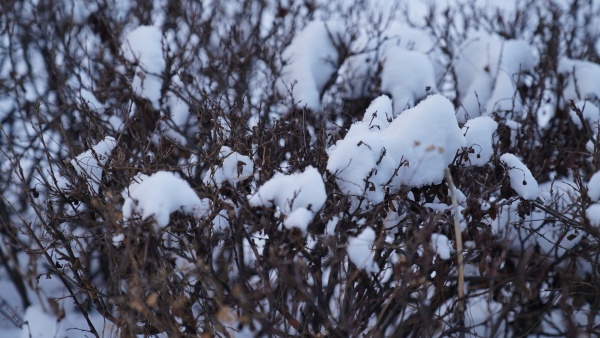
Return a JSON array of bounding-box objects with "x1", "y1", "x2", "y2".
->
[
  {"x1": 122, "y1": 171, "x2": 211, "y2": 227},
  {"x1": 276, "y1": 21, "x2": 347, "y2": 111},
  {"x1": 328, "y1": 94, "x2": 465, "y2": 210},
  {"x1": 500, "y1": 153, "x2": 539, "y2": 200},
  {"x1": 70, "y1": 136, "x2": 117, "y2": 194},
  {"x1": 249, "y1": 166, "x2": 326, "y2": 233},
  {"x1": 122, "y1": 25, "x2": 165, "y2": 109}
]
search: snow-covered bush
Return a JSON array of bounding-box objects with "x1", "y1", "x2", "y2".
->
[{"x1": 3, "y1": 0, "x2": 600, "y2": 337}]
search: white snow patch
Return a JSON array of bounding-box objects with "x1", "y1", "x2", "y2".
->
[
  {"x1": 431, "y1": 233, "x2": 452, "y2": 260},
  {"x1": 347, "y1": 227, "x2": 379, "y2": 273},
  {"x1": 19, "y1": 305, "x2": 114, "y2": 338},
  {"x1": 454, "y1": 33, "x2": 537, "y2": 122},
  {"x1": 588, "y1": 171, "x2": 600, "y2": 202},
  {"x1": 586, "y1": 204, "x2": 600, "y2": 227},
  {"x1": 500, "y1": 153, "x2": 539, "y2": 200},
  {"x1": 249, "y1": 166, "x2": 326, "y2": 233},
  {"x1": 381, "y1": 48, "x2": 438, "y2": 115},
  {"x1": 328, "y1": 94, "x2": 465, "y2": 210},
  {"x1": 122, "y1": 171, "x2": 211, "y2": 227},
  {"x1": 558, "y1": 57, "x2": 600, "y2": 104},
  {"x1": 112, "y1": 233, "x2": 125, "y2": 248},
  {"x1": 363, "y1": 95, "x2": 394, "y2": 131},
  {"x1": 339, "y1": 22, "x2": 443, "y2": 106},
  {"x1": 276, "y1": 21, "x2": 345, "y2": 111},
  {"x1": 203, "y1": 146, "x2": 254, "y2": 187},
  {"x1": 569, "y1": 100, "x2": 600, "y2": 132},
  {"x1": 71, "y1": 136, "x2": 117, "y2": 194},
  {"x1": 462, "y1": 116, "x2": 498, "y2": 166},
  {"x1": 122, "y1": 25, "x2": 165, "y2": 109}
]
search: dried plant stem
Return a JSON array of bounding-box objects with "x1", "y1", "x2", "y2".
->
[{"x1": 445, "y1": 168, "x2": 465, "y2": 332}]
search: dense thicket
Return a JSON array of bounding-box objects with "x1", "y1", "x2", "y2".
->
[{"x1": 2, "y1": 0, "x2": 600, "y2": 337}]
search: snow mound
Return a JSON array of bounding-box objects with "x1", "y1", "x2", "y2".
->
[
  {"x1": 71, "y1": 136, "x2": 117, "y2": 193},
  {"x1": 586, "y1": 204, "x2": 600, "y2": 227},
  {"x1": 500, "y1": 153, "x2": 539, "y2": 200},
  {"x1": 20, "y1": 304, "x2": 114, "y2": 338},
  {"x1": 164, "y1": 75, "x2": 192, "y2": 145},
  {"x1": 363, "y1": 95, "x2": 394, "y2": 130},
  {"x1": 431, "y1": 233, "x2": 452, "y2": 260},
  {"x1": 328, "y1": 94, "x2": 465, "y2": 210},
  {"x1": 122, "y1": 171, "x2": 211, "y2": 227},
  {"x1": 558, "y1": 58, "x2": 600, "y2": 104},
  {"x1": 569, "y1": 100, "x2": 600, "y2": 131},
  {"x1": 249, "y1": 166, "x2": 326, "y2": 233},
  {"x1": 276, "y1": 21, "x2": 345, "y2": 111},
  {"x1": 339, "y1": 22, "x2": 443, "y2": 105},
  {"x1": 347, "y1": 227, "x2": 379, "y2": 273},
  {"x1": 381, "y1": 48, "x2": 438, "y2": 115},
  {"x1": 122, "y1": 25, "x2": 165, "y2": 109},
  {"x1": 462, "y1": 116, "x2": 498, "y2": 166},
  {"x1": 455, "y1": 33, "x2": 537, "y2": 122},
  {"x1": 203, "y1": 146, "x2": 254, "y2": 187},
  {"x1": 588, "y1": 171, "x2": 600, "y2": 202}
]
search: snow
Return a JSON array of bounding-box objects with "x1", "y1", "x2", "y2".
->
[
  {"x1": 569, "y1": 100, "x2": 600, "y2": 132},
  {"x1": 430, "y1": 233, "x2": 452, "y2": 260},
  {"x1": 558, "y1": 57, "x2": 600, "y2": 104},
  {"x1": 347, "y1": 227, "x2": 379, "y2": 273},
  {"x1": 328, "y1": 94, "x2": 465, "y2": 210},
  {"x1": 276, "y1": 21, "x2": 345, "y2": 111},
  {"x1": 338, "y1": 22, "x2": 442, "y2": 114},
  {"x1": 381, "y1": 48, "x2": 438, "y2": 114},
  {"x1": 283, "y1": 208, "x2": 315, "y2": 233},
  {"x1": 588, "y1": 171, "x2": 600, "y2": 202},
  {"x1": 70, "y1": 136, "x2": 117, "y2": 194},
  {"x1": 462, "y1": 116, "x2": 498, "y2": 166},
  {"x1": 586, "y1": 204, "x2": 600, "y2": 227},
  {"x1": 454, "y1": 33, "x2": 537, "y2": 122},
  {"x1": 249, "y1": 166, "x2": 326, "y2": 233},
  {"x1": 111, "y1": 233, "x2": 125, "y2": 247},
  {"x1": 435, "y1": 294, "x2": 505, "y2": 337},
  {"x1": 490, "y1": 177, "x2": 583, "y2": 260},
  {"x1": 122, "y1": 25, "x2": 165, "y2": 109},
  {"x1": 203, "y1": 146, "x2": 254, "y2": 187},
  {"x1": 122, "y1": 171, "x2": 211, "y2": 227},
  {"x1": 19, "y1": 305, "x2": 114, "y2": 338},
  {"x1": 164, "y1": 75, "x2": 192, "y2": 145},
  {"x1": 500, "y1": 153, "x2": 539, "y2": 200},
  {"x1": 363, "y1": 95, "x2": 393, "y2": 131}
]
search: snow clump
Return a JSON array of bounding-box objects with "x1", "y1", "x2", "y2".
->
[
  {"x1": 20, "y1": 304, "x2": 113, "y2": 338},
  {"x1": 347, "y1": 226, "x2": 379, "y2": 273},
  {"x1": 558, "y1": 58, "x2": 600, "y2": 104},
  {"x1": 249, "y1": 166, "x2": 326, "y2": 233},
  {"x1": 462, "y1": 116, "x2": 498, "y2": 166},
  {"x1": 454, "y1": 32, "x2": 538, "y2": 122},
  {"x1": 327, "y1": 94, "x2": 465, "y2": 211},
  {"x1": 122, "y1": 25, "x2": 165, "y2": 109},
  {"x1": 71, "y1": 136, "x2": 117, "y2": 194},
  {"x1": 586, "y1": 204, "x2": 600, "y2": 227},
  {"x1": 339, "y1": 22, "x2": 442, "y2": 116},
  {"x1": 585, "y1": 171, "x2": 600, "y2": 227},
  {"x1": 381, "y1": 48, "x2": 438, "y2": 114},
  {"x1": 569, "y1": 100, "x2": 600, "y2": 131},
  {"x1": 500, "y1": 153, "x2": 539, "y2": 200},
  {"x1": 588, "y1": 171, "x2": 600, "y2": 202},
  {"x1": 203, "y1": 146, "x2": 254, "y2": 187},
  {"x1": 431, "y1": 233, "x2": 452, "y2": 260},
  {"x1": 122, "y1": 171, "x2": 211, "y2": 227},
  {"x1": 276, "y1": 21, "x2": 345, "y2": 111}
]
